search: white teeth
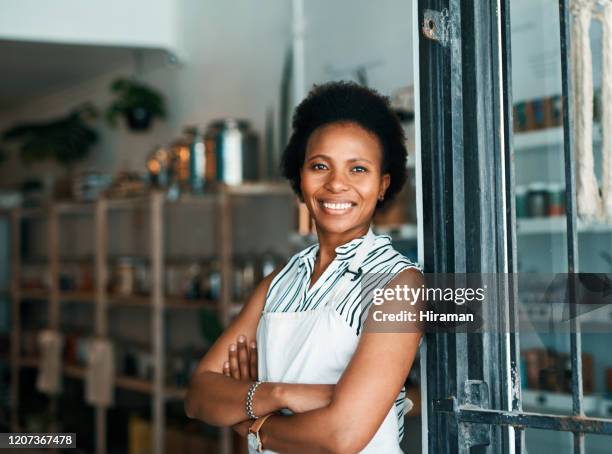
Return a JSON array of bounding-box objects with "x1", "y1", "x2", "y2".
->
[{"x1": 322, "y1": 202, "x2": 352, "y2": 210}]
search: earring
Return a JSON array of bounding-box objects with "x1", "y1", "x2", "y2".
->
[{"x1": 378, "y1": 195, "x2": 384, "y2": 201}]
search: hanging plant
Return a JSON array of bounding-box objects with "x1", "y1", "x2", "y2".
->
[
  {"x1": 105, "y1": 78, "x2": 166, "y2": 131},
  {"x1": 2, "y1": 103, "x2": 98, "y2": 170}
]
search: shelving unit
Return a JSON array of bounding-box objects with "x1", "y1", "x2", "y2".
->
[
  {"x1": 8, "y1": 184, "x2": 297, "y2": 454},
  {"x1": 514, "y1": 122, "x2": 612, "y2": 451},
  {"x1": 517, "y1": 217, "x2": 612, "y2": 235},
  {"x1": 513, "y1": 125, "x2": 602, "y2": 151},
  {"x1": 522, "y1": 389, "x2": 601, "y2": 415}
]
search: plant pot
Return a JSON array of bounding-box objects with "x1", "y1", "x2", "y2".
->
[{"x1": 126, "y1": 107, "x2": 153, "y2": 130}]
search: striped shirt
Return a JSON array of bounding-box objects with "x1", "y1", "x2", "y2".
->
[{"x1": 264, "y1": 232, "x2": 422, "y2": 442}]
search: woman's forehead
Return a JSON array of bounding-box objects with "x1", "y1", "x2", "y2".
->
[{"x1": 305, "y1": 122, "x2": 383, "y2": 159}]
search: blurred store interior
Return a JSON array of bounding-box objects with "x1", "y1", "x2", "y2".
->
[
  {"x1": 0, "y1": 1, "x2": 419, "y2": 453},
  {"x1": 1, "y1": 0, "x2": 612, "y2": 453}
]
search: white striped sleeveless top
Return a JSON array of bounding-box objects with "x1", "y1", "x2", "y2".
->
[{"x1": 264, "y1": 232, "x2": 422, "y2": 442}]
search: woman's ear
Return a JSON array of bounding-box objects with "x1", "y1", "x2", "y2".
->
[{"x1": 380, "y1": 173, "x2": 391, "y2": 199}]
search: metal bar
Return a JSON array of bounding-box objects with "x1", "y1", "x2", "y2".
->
[
  {"x1": 497, "y1": 0, "x2": 523, "y2": 450},
  {"x1": 151, "y1": 192, "x2": 164, "y2": 454},
  {"x1": 412, "y1": 2, "x2": 429, "y2": 451},
  {"x1": 558, "y1": 0, "x2": 585, "y2": 452},
  {"x1": 514, "y1": 427, "x2": 524, "y2": 454},
  {"x1": 435, "y1": 399, "x2": 612, "y2": 435}
]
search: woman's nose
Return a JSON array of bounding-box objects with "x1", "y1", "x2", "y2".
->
[{"x1": 324, "y1": 170, "x2": 349, "y2": 192}]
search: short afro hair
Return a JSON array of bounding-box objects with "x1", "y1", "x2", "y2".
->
[{"x1": 280, "y1": 81, "x2": 408, "y2": 208}]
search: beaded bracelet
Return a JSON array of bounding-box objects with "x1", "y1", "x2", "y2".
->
[{"x1": 246, "y1": 380, "x2": 262, "y2": 420}]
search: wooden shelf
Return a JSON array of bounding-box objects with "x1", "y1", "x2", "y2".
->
[
  {"x1": 115, "y1": 376, "x2": 186, "y2": 400},
  {"x1": 522, "y1": 389, "x2": 600, "y2": 415},
  {"x1": 19, "y1": 207, "x2": 48, "y2": 219},
  {"x1": 63, "y1": 363, "x2": 87, "y2": 379},
  {"x1": 223, "y1": 182, "x2": 293, "y2": 196},
  {"x1": 17, "y1": 358, "x2": 186, "y2": 400},
  {"x1": 20, "y1": 289, "x2": 49, "y2": 300},
  {"x1": 18, "y1": 356, "x2": 40, "y2": 368},
  {"x1": 59, "y1": 291, "x2": 96, "y2": 303},
  {"x1": 109, "y1": 294, "x2": 216, "y2": 310},
  {"x1": 55, "y1": 201, "x2": 96, "y2": 214},
  {"x1": 46, "y1": 291, "x2": 218, "y2": 311}
]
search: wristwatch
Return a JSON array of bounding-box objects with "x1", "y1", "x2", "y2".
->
[{"x1": 247, "y1": 413, "x2": 272, "y2": 452}]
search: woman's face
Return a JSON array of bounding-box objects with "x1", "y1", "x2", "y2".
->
[{"x1": 300, "y1": 122, "x2": 390, "y2": 236}]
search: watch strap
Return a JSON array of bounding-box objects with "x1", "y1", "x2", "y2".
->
[{"x1": 249, "y1": 413, "x2": 272, "y2": 435}]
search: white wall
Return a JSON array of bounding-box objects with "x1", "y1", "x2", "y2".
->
[
  {"x1": 0, "y1": 0, "x2": 414, "y2": 189},
  {"x1": 303, "y1": 0, "x2": 414, "y2": 94},
  {"x1": 0, "y1": 0, "x2": 292, "y2": 188},
  {"x1": 0, "y1": 0, "x2": 180, "y2": 53}
]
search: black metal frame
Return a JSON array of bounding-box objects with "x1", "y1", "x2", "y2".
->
[{"x1": 418, "y1": 0, "x2": 612, "y2": 452}]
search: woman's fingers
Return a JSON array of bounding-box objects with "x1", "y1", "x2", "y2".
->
[
  {"x1": 249, "y1": 340, "x2": 258, "y2": 380},
  {"x1": 226, "y1": 334, "x2": 257, "y2": 381},
  {"x1": 228, "y1": 344, "x2": 240, "y2": 379},
  {"x1": 237, "y1": 335, "x2": 250, "y2": 379}
]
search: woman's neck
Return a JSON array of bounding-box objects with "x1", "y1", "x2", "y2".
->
[{"x1": 315, "y1": 224, "x2": 371, "y2": 267}]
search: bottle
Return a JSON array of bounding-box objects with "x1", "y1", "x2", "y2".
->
[{"x1": 186, "y1": 126, "x2": 206, "y2": 194}]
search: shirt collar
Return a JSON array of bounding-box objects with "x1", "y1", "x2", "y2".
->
[{"x1": 298, "y1": 227, "x2": 390, "y2": 266}]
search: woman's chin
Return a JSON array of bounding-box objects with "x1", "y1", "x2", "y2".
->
[{"x1": 314, "y1": 216, "x2": 364, "y2": 235}]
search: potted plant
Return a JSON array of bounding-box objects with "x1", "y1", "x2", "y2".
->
[
  {"x1": 2, "y1": 104, "x2": 99, "y2": 200},
  {"x1": 2, "y1": 103, "x2": 98, "y2": 169},
  {"x1": 105, "y1": 78, "x2": 166, "y2": 131}
]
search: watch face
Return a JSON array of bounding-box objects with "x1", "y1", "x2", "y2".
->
[{"x1": 247, "y1": 433, "x2": 260, "y2": 451}]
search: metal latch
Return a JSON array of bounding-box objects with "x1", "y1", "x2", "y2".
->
[
  {"x1": 422, "y1": 8, "x2": 451, "y2": 47},
  {"x1": 433, "y1": 380, "x2": 492, "y2": 448},
  {"x1": 460, "y1": 380, "x2": 491, "y2": 448}
]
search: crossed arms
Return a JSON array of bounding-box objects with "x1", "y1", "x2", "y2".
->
[{"x1": 185, "y1": 267, "x2": 423, "y2": 453}]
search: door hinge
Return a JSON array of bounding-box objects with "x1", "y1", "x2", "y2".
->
[{"x1": 422, "y1": 8, "x2": 451, "y2": 47}]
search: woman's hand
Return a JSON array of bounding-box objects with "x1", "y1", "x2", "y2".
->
[
  {"x1": 231, "y1": 418, "x2": 252, "y2": 437},
  {"x1": 223, "y1": 334, "x2": 258, "y2": 381}
]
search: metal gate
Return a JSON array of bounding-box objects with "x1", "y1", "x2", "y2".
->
[{"x1": 417, "y1": 0, "x2": 612, "y2": 452}]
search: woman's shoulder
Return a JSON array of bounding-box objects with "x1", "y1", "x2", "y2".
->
[{"x1": 362, "y1": 233, "x2": 423, "y2": 274}]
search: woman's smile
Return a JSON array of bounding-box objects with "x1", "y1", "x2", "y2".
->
[{"x1": 318, "y1": 199, "x2": 357, "y2": 214}]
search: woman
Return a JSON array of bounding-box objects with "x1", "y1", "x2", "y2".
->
[{"x1": 185, "y1": 81, "x2": 423, "y2": 453}]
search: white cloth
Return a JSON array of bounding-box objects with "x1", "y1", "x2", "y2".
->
[
  {"x1": 600, "y1": 0, "x2": 612, "y2": 220},
  {"x1": 251, "y1": 229, "x2": 408, "y2": 453},
  {"x1": 36, "y1": 329, "x2": 63, "y2": 394},
  {"x1": 571, "y1": 0, "x2": 601, "y2": 220},
  {"x1": 85, "y1": 338, "x2": 115, "y2": 407}
]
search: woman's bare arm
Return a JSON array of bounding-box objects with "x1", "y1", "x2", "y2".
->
[
  {"x1": 246, "y1": 267, "x2": 425, "y2": 453},
  {"x1": 184, "y1": 268, "x2": 285, "y2": 426}
]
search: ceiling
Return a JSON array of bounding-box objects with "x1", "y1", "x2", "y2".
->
[{"x1": 0, "y1": 40, "x2": 164, "y2": 111}]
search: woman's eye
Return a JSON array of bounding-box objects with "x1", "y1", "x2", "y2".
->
[
  {"x1": 311, "y1": 163, "x2": 327, "y2": 171},
  {"x1": 352, "y1": 166, "x2": 368, "y2": 173}
]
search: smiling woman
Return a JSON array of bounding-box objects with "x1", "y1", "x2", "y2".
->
[{"x1": 185, "y1": 82, "x2": 423, "y2": 454}]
